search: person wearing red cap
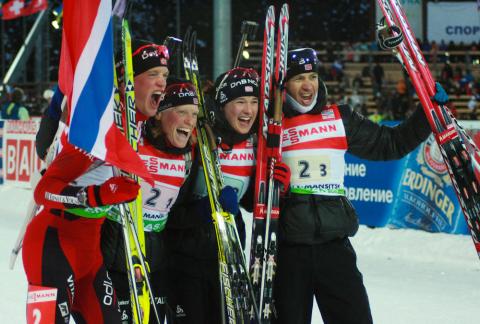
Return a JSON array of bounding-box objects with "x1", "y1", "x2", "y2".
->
[
  {"x1": 22, "y1": 40, "x2": 170, "y2": 324},
  {"x1": 164, "y1": 67, "x2": 290, "y2": 323},
  {"x1": 102, "y1": 77, "x2": 199, "y2": 323}
]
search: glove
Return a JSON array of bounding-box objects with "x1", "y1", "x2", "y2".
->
[
  {"x1": 273, "y1": 162, "x2": 291, "y2": 195},
  {"x1": 198, "y1": 186, "x2": 239, "y2": 223},
  {"x1": 432, "y1": 82, "x2": 449, "y2": 105},
  {"x1": 219, "y1": 186, "x2": 240, "y2": 215},
  {"x1": 80, "y1": 176, "x2": 140, "y2": 207},
  {"x1": 376, "y1": 17, "x2": 403, "y2": 51}
]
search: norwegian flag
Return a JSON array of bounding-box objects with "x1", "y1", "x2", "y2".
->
[
  {"x1": 2, "y1": 0, "x2": 47, "y2": 20},
  {"x1": 59, "y1": 0, "x2": 153, "y2": 184}
]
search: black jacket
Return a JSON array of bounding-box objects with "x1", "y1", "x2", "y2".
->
[
  {"x1": 280, "y1": 103, "x2": 431, "y2": 244},
  {"x1": 164, "y1": 144, "x2": 253, "y2": 262}
]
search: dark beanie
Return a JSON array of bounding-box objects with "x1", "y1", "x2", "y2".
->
[
  {"x1": 214, "y1": 67, "x2": 259, "y2": 106},
  {"x1": 286, "y1": 48, "x2": 319, "y2": 81},
  {"x1": 159, "y1": 77, "x2": 198, "y2": 112},
  {"x1": 131, "y1": 39, "x2": 169, "y2": 76}
]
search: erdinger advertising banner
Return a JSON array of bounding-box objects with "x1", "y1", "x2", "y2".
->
[
  {"x1": 387, "y1": 135, "x2": 466, "y2": 234},
  {"x1": 2, "y1": 119, "x2": 43, "y2": 188},
  {"x1": 345, "y1": 120, "x2": 480, "y2": 235}
]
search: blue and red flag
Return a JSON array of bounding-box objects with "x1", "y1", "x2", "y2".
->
[{"x1": 59, "y1": 0, "x2": 153, "y2": 184}]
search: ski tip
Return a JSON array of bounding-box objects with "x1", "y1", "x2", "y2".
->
[{"x1": 9, "y1": 252, "x2": 18, "y2": 270}]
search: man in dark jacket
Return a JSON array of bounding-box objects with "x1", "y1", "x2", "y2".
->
[{"x1": 273, "y1": 48, "x2": 446, "y2": 324}]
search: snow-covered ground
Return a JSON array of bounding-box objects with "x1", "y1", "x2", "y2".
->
[{"x1": 1, "y1": 185, "x2": 480, "y2": 323}]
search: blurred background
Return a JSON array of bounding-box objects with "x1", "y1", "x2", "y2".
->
[{"x1": 0, "y1": 0, "x2": 478, "y2": 120}]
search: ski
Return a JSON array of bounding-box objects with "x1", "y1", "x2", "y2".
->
[
  {"x1": 377, "y1": 0, "x2": 480, "y2": 257},
  {"x1": 114, "y1": 17, "x2": 161, "y2": 324},
  {"x1": 182, "y1": 28, "x2": 259, "y2": 324},
  {"x1": 249, "y1": 3, "x2": 289, "y2": 322},
  {"x1": 250, "y1": 8, "x2": 275, "y2": 321}
]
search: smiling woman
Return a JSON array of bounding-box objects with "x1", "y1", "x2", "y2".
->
[
  {"x1": 100, "y1": 77, "x2": 198, "y2": 323},
  {"x1": 163, "y1": 66, "x2": 291, "y2": 323},
  {"x1": 151, "y1": 77, "x2": 199, "y2": 148}
]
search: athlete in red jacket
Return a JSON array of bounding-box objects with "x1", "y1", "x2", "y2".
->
[{"x1": 22, "y1": 39, "x2": 169, "y2": 324}]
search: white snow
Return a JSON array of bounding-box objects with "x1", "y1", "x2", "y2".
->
[{"x1": 1, "y1": 185, "x2": 480, "y2": 323}]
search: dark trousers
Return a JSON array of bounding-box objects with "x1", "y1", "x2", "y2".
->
[
  {"x1": 273, "y1": 238, "x2": 373, "y2": 324},
  {"x1": 167, "y1": 254, "x2": 222, "y2": 324}
]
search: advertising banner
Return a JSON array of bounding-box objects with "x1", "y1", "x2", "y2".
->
[
  {"x1": 2, "y1": 118, "x2": 43, "y2": 188},
  {"x1": 427, "y1": 2, "x2": 480, "y2": 43},
  {"x1": 345, "y1": 120, "x2": 480, "y2": 235}
]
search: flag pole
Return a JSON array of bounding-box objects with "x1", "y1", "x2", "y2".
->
[{"x1": 2, "y1": 9, "x2": 48, "y2": 85}]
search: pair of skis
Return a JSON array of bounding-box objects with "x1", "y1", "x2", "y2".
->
[
  {"x1": 112, "y1": 17, "x2": 161, "y2": 324},
  {"x1": 250, "y1": 4, "x2": 289, "y2": 323},
  {"x1": 377, "y1": 0, "x2": 480, "y2": 256},
  {"x1": 182, "y1": 28, "x2": 259, "y2": 324}
]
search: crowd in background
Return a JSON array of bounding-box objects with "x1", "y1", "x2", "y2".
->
[
  {"x1": 311, "y1": 39, "x2": 480, "y2": 122},
  {"x1": 1, "y1": 39, "x2": 479, "y2": 122}
]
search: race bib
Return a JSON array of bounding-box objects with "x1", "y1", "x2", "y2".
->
[
  {"x1": 142, "y1": 181, "x2": 179, "y2": 232},
  {"x1": 283, "y1": 149, "x2": 345, "y2": 196},
  {"x1": 27, "y1": 285, "x2": 58, "y2": 324}
]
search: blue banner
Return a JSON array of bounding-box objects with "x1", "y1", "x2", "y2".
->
[{"x1": 344, "y1": 121, "x2": 470, "y2": 235}]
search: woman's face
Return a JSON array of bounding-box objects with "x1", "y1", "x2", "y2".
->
[
  {"x1": 223, "y1": 96, "x2": 259, "y2": 134},
  {"x1": 157, "y1": 104, "x2": 198, "y2": 148}
]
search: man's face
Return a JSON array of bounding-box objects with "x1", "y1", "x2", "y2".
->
[
  {"x1": 134, "y1": 66, "x2": 169, "y2": 117},
  {"x1": 285, "y1": 72, "x2": 319, "y2": 107}
]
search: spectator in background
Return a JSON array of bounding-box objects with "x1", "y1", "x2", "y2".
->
[
  {"x1": 439, "y1": 40, "x2": 447, "y2": 51},
  {"x1": 386, "y1": 79, "x2": 410, "y2": 120},
  {"x1": 430, "y1": 40, "x2": 439, "y2": 65},
  {"x1": 368, "y1": 107, "x2": 385, "y2": 124},
  {"x1": 0, "y1": 87, "x2": 30, "y2": 120},
  {"x1": 352, "y1": 73, "x2": 364, "y2": 91},
  {"x1": 0, "y1": 84, "x2": 11, "y2": 105},
  {"x1": 446, "y1": 101, "x2": 457, "y2": 119},
  {"x1": 330, "y1": 58, "x2": 344, "y2": 82},
  {"x1": 468, "y1": 91, "x2": 479, "y2": 120},
  {"x1": 42, "y1": 88, "x2": 55, "y2": 112},
  {"x1": 344, "y1": 42, "x2": 355, "y2": 62},
  {"x1": 372, "y1": 60, "x2": 384, "y2": 97},
  {"x1": 347, "y1": 89, "x2": 367, "y2": 116}
]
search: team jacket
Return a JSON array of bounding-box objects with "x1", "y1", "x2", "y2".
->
[
  {"x1": 102, "y1": 135, "x2": 193, "y2": 273},
  {"x1": 280, "y1": 103, "x2": 431, "y2": 244},
  {"x1": 34, "y1": 132, "x2": 113, "y2": 217},
  {"x1": 165, "y1": 135, "x2": 256, "y2": 261}
]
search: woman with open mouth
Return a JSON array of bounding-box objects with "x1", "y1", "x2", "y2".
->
[{"x1": 102, "y1": 77, "x2": 199, "y2": 323}]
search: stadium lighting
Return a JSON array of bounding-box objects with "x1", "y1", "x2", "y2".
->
[{"x1": 51, "y1": 5, "x2": 63, "y2": 30}]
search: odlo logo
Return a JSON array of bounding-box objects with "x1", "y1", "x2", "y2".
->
[{"x1": 176, "y1": 304, "x2": 186, "y2": 318}]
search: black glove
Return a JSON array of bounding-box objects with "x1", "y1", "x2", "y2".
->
[{"x1": 198, "y1": 186, "x2": 239, "y2": 223}]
